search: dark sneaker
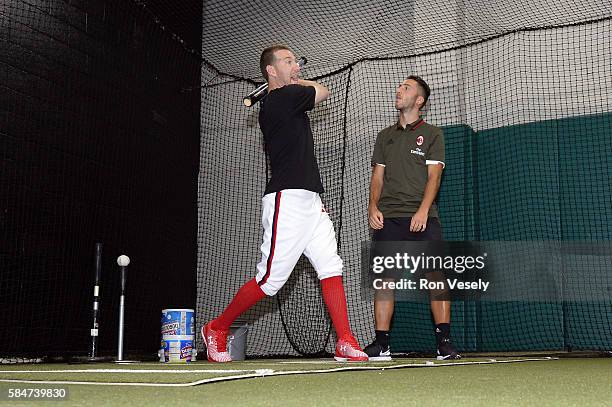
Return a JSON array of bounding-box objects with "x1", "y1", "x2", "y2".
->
[
  {"x1": 436, "y1": 338, "x2": 461, "y2": 360},
  {"x1": 364, "y1": 340, "x2": 392, "y2": 361}
]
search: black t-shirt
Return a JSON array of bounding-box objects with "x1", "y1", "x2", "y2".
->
[{"x1": 259, "y1": 84, "x2": 324, "y2": 195}]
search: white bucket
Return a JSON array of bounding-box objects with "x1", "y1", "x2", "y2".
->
[
  {"x1": 160, "y1": 335, "x2": 193, "y2": 363},
  {"x1": 161, "y1": 309, "x2": 194, "y2": 336}
]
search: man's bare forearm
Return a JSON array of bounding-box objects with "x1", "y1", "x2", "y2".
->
[{"x1": 298, "y1": 79, "x2": 329, "y2": 103}]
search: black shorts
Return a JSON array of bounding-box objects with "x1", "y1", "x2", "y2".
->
[
  {"x1": 370, "y1": 217, "x2": 444, "y2": 283},
  {"x1": 373, "y1": 217, "x2": 443, "y2": 242}
]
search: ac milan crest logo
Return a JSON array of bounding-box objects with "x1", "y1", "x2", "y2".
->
[{"x1": 416, "y1": 135, "x2": 424, "y2": 146}]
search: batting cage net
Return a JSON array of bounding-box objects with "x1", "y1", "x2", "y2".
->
[
  {"x1": 1, "y1": 0, "x2": 201, "y2": 357},
  {"x1": 197, "y1": 0, "x2": 612, "y2": 356}
]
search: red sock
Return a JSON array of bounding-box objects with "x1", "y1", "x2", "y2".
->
[
  {"x1": 321, "y1": 276, "x2": 351, "y2": 339},
  {"x1": 212, "y1": 278, "x2": 266, "y2": 331}
]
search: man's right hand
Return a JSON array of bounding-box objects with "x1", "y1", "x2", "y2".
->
[{"x1": 368, "y1": 205, "x2": 384, "y2": 229}]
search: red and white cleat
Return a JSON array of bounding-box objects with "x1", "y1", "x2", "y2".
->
[
  {"x1": 201, "y1": 322, "x2": 232, "y2": 363},
  {"x1": 334, "y1": 336, "x2": 368, "y2": 362}
]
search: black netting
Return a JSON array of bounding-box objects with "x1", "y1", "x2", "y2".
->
[{"x1": 1, "y1": 0, "x2": 200, "y2": 357}]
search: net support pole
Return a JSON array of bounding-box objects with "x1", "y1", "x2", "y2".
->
[{"x1": 89, "y1": 242, "x2": 103, "y2": 358}]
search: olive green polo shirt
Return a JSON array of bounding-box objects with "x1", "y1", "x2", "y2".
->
[{"x1": 371, "y1": 118, "x2": 445, "y2": 218}]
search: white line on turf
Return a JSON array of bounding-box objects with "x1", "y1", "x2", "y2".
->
[
  {"x1": 0, "y1": 358, "x2": 556, "y2": 387},
  {"x1": 0, "y1": 369, "x2": 258, "y2": 374},
  {"x1": 277, "y1": 360, "x2": 344, "y2": 364},
  {"x1": 0, "y1": 378, "x2": 211, "y2": 387}
]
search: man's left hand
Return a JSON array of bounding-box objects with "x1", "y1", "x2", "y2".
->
[{"x1": 410, "y1": 210, "x2": 428, "y2": 232}]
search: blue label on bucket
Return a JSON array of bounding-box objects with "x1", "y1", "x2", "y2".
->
[
  {"x1": 160, "y1": 336, "x2": 193, "y2": 363},
  {"x1": 161, "y1": 309, "x2": 194, "y2": 336}
]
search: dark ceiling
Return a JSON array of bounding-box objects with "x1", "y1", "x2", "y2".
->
[{"x1": 142, "y1": 0, "x2": 202, "y2": 53}]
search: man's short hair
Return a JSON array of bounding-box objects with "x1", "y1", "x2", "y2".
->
[
  {"x1": 260, "y1": 45, "x2": 290, "y2": 81},
  {"x1": 408, "y1": 75, "x2": 431, "y2": 109}
]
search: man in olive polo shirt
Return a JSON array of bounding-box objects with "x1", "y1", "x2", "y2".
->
[{"x1": 365, "y1": 75, "x2": 460, "y2": 361}]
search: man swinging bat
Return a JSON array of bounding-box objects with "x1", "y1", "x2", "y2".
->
[{"x1": 202, "y1": 45, "x2": 367, "y2": 363}]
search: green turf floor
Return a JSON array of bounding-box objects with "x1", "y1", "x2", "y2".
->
[{"x1": 0, "y1": 358, "x2": 610, "y2": 406}]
